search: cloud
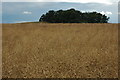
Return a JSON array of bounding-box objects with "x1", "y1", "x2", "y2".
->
[
  {"x1": 80, "y1": 10, "x2": 112, "y2": 15},
  {"x1": 100, "y1": 11, "x2": 112, "y2": 15},
  {"x1": 14, "y1": 21, "x2": 31, "y2": 23},
  {"x1": 106, "y1": 11, "x2": 112, "y2": 15},
  {"x1": 22, "y1": 11, "x2": 32, "y2": 14},
  {"x1": 2, "y1": 0, "x2": 119, "y2": 5},
  {"x1": 53, "y1": 0, "x2": 113, "y2": 5}
]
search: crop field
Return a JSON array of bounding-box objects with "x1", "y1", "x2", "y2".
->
[{"x1": 2, "y1": 23, "x2": 118, "y2": 78}]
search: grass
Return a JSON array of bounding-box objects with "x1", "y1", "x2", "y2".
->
[{"x1": 2, "y1": 23, "x2": 118, "y2": 78}]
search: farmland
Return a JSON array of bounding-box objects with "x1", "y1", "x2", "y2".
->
[{"x1": 2, "y1": 23, "x2": 118, "y2": 78}]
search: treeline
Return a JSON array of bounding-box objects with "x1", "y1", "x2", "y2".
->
[{"x1": 39, "y1": 8, "x2": 109, "y2": 23}]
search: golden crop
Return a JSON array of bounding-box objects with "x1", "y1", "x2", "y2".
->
[{"x1": 2, "y1": 23, "x2": 118, "y2": 78}]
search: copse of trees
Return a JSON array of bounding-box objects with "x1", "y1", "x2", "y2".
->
[{"x1": 39, "y1": 8, "x2": 109, "y2": 23}]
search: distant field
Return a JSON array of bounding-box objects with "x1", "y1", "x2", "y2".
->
[{"x1": 2, "y1": 23, "x2": 118, "y2": 78}]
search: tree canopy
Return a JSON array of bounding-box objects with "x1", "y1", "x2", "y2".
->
[{"x1": 39, "y1": 8, "x2": 109, "y2": 23}]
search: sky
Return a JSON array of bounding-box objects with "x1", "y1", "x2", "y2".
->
[{"x1": 1, "y1": 0, "x2": 120, "y2": 23}]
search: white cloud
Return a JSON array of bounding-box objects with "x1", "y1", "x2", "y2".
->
[
  {"x1": 54, "y1": 0, "x2": 113, "y2": 5},
  {"x1": 106, "y1": 11, "x2": 112, "y2": 15},
  {"x1": 22, "y1": 11, "x2": 32, "y2": 14},
  {"x1": 80, "y1": 10, "x2": 112, "y2": 15},
  {"x1": 2, "y1": 0, "x2": 119, "y2": 5},
  {"x1": 14, "y1": 21, "x2": 31, "y2": 23},
  {"x1": 100, "y1": 11, "x2": 106, "y2": 14},
  {"x1": 100, "y1": 11, "x2": 112, "y2": 15}
]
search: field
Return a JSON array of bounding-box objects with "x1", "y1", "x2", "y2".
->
[{"x1": 2, "y1": 23, "x2": 118, "y2": 78}]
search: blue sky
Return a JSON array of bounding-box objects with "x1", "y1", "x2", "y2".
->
[{"x1": 2, "y1": 1, "x2": 119, "y2": 23}]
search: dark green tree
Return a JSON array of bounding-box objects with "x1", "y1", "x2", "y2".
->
[{"x1": 39, "y1": 8, "x2": 109, "y2": 23}]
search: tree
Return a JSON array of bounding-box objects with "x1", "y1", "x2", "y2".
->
[{"x1": 39, "y1": 8, "x2": 109, "y2": 23}]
